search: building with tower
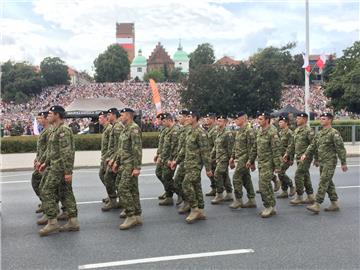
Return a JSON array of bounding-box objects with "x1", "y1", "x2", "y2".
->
[
  {"x1": 130, "y1": 49, "x2": 147, "y2": 80},
  {"x1": 147, "y1": 42, "x2": 175, "y2": 75},
  {"x1": 116, "y1": 22, "x2": 135, "y2": 62},
  {"x1": 173, "y1": 42, "x2": 189, "y2": 73}
]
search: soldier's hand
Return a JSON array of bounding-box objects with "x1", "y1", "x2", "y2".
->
[
  {"x1": 64, "y1": 174, "x2": 72, "y2": 183},
  {"x1": 35, "y1": 162, "x2": 41, "y2": 171},
  {"x1": 112, "y1": 162, "x2": 118, "y2": 173},
  {"x1": 274, "y1": 168, "x2": 281, "y2": 174},
  {"x1": 170, "y1": 161, "x2": 177, "y2": 171},
  {"x1": 132, "y1": 169, "x2": 141, "y2": 177},
  {"x1": 245, "y1": 161, "x2": 252, "y2": 169},
  {"x1": 313, "y1": 160, "x2": 320, "y2": 167},
  {"x1": 250, "y1": 163, "x2": 256, "y2": 171},
  {"x1": 229, "y1": 158, "x2": 235, "y2": 169},
  {"x1": 282, "y1": 154, "x2": 288, "y2": 163},
  {"x1": 39, "y1": 163, "x2": 46, "y2": 172},
  {"x1": 341, "y1": 164, "x2": 348, "y2": 172},
  {"x1": 108, "y1": 159, "x2": 114, "y2": 167},
  {"x1": 206, "y1": 170, "x2": 213, "y2": 177},
  {"x1": 167, "y1": 160, "x2": 172, "y2": 168},
  {"x1": 300, "y1": 154, "x2": 306, "y2": 161},
  {"x1": 153, "y1": 155, "x2": 158, "y2": 163}
]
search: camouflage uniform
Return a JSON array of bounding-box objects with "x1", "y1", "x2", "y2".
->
[
  {"x1": 249, "y1": 126, "x2": 282, "y2": 208},
  {"x1": 99, "y1": 123, "x2": 112, "y2": 185},
  {"x1": 176, "y1": 126, "x2": 211, "y2": 209},
  {"x1": 207, "y1": 125, "x2": 218, "y2": 190},
  {"x1": 288, "y1": 126, "x2": 314, "y2": 196},
  {"x1": 304, "y1": 128, "x2": 347, "y2": 204},
  {"x1": 40, "y1": 123, "x2": 77, "y2": 219},
  {"x1": 103, "y1": 122, "x2": 123, "y2": 199},
  {"x1": 278, "y1": 127, "x2": 294, "y2": 192},
  {"x1": 212, "y1": 128, "x2": 234, "y2": 194},
  {"x1": 160, "y1": 124, "x2": 179, "y2": 197},
  {"x1": 231, "y1": 126, "x2": 256, "y2": 200},
  {"x1": 155, "y1": 127, "x2": 168, "y2": 190},
  {"x1": 115, "y1": 122, "x2": 142, "y2": 217}
]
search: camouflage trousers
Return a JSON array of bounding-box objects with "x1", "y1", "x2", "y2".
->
[
  {"x1": 278, "y1": 162, "x2": 294, "y2": 192},
  {"x1": 258, "y1": 164, "x2": 276, "y2": 208},
  {"x1": 214, "y1": 161, "x2": 233, "y2": 194},
  {"x1": 182, "y1": 168, "x2": 204, "y2": 209},
  {"x1": 232, "y1": 164, "x2": 255, "y2": 199},
  {"x1": 117, "y1": 165, "x2": 142, "y2": 217},
  {"x1": 103, "y1": 166, "x2": 117, "y2": 199},
  {"x1": 316, "y1": 163, "x2": 338, "y2": 204},
  {"x1": 174, "y1": 163, "x2": 186, "y2": 200},
  {"x1": 208, "y1": 161, "x2": 217, "y2": 189},
  {"x1": 40, "y1": 168, "x2": 77, "y2": 219},
  {"x1": 31, "y1": 170, "x2": 43, "y2": 200},
  {"x1": 98, "y1": 160, "x2": 106, "y2": 186},
  {"x1": 160, "y1": 162, "x2": 175, "y2": 197},
  {"x1": 155, "y1": 163, "x2": 166, "y2": 192},
  {"x1": 295, "y1": 159, "x2": 314, "y2": 196}
]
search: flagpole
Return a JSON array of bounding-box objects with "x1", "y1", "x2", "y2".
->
[{"x1": 305, "y1": 0, "x2": 310, "y2": 124}]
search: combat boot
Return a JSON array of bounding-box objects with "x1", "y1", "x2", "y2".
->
[
  {"x1": 229, "y1": 198, "x2": 243, "y2": 209},
  {"x1": 205, "y1": 188, "x2": 216, "y2": 196},
  {"x1": 37, "y1": 214, "x2": 48, "y2": 225},
  {"x1": 274, "y1": 179, "x2": 281, "y2": 192},
  {"x1": 57, "y1": 211, "x2": 68, "y2": 221},
  {"x1": 198, "y1": 209, "x2": 207, "y2": 220},
  {"x1": 276, "y1": 191, "x2": 289, "y2": 199},
  {"x1": 158, "y1": 192, "x2": 166, "y2": 200},
  {"x1": 39, "y1": 218, "x2": 60, "y2": 236},
  {"x1": 59, "y1": 217, "x2": 80, "y2": 232},
  {"x1": 159, "y1": 197, "x2": 174, "y2": 206},
  {"x1": 35, "y1": 204, "x2": 43, "y2": 214},
  {"x1": 135, "y1": 215, "x2": 143, "y2": 226},
  {"x1": 211, "y1": 193, "x2": 224, "y2": 204},
  {"x1": 303, "y1": 194, "x2": 315, "y2": 204},
  {"x1": 102, "y1": 197, "x2": 110, "y2": 204},
  {"x1": 119, "y1": 216, "x2": 137, "y2": 230},
  {"x1": 223, "y1": 192, "x2": 234, "y2": 202},
  {"x1": 178, "y1": 202, "x2": 191, "y2": 214},
  {"x1": 324, "y1": 201, "x2": 340, "y2": 212},
  {"x1": 289, "y1": 186, "x2": 296, "y2": 196},
  {"x1": 261, "y1": 207, "x2": 274, "y2": 218},
  {"x1": 290, "y1": 195, "x2": 304, "y2": 205},
  {"x1": 256, "y1": 190, "x2": 261, "y2": 194},
  {"x1": 101, "y1": 198, "x2": 117, "y2": 212},
  {"x1": 176, "y1": 196, "x2": 183, "y2": 206},
  {"x1": 242, "y1": 198, "x2": 257, "y2": 208},
  {"x1": 119, "y1": 209, "x2": 126, "y2": 218},
  {"x1": 185, "y1": 207, "x2": 201, "y2": 224},
  {"x1": 306, "y1": 202, "x2": 320, "y2": 214}
]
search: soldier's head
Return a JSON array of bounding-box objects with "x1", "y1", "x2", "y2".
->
[
  {"x1": 216, "y1": 114, "x2": 228, "y2": 129},
  {"x1": 234, "y1": 111, "x2": 247, "y2": 127},
  {"x1": 120, "y1": 108, "x2": 134, "y2": 124},
  {"x1": 37, "y1": 111, "x2": 48, "y2": 126},
  {"x1": 107, "y1": 108, "x2": 120, "y2": 123},
  {"x1": 48, "y1": 106, "x2": 65, "y2": 124},
  {"x1": 98, "y1": 111, "x2": 108, "y2": 126},
  {"x1": 205, "y1": 113, "x2": 216, "y2": 126},
  {"x1": 257, "y1": 112, "x2": 271, "y2": 128},
  {"x1": 161, "y1": 113, "x2": 174, "y2": 127},
  {"x1": 177, "y1": 110, "x2": 189, "y2": 125},
  {"x1": 278, "y1": 115, "x2": 289, "y2": 129},
  {"x1": 319, "y1": 112, "x2": 333, "y2": 127},
  {"x1": 185, "y1": 110, "x2": 200, "y2": 125},
  {"x1": 296, "y1": 112, "x2": 308, "y2": 126}
]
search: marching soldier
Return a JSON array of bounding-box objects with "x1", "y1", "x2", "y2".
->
[
  {"x1": 204, "y1": 113, "x2": 218, "y2": 196},
  {"x1": 301, "y1": 113, "x2": 347, "y2": 213}
]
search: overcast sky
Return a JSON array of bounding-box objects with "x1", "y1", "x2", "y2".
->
[{"x1": 1, "y1": 0, "x2": 359, "y2": 73}]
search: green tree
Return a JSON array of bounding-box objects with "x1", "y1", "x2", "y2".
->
[
  {"x1": 94, "y1": 44, "x2": 130, "y2": 82},
  {"x1": 143, "y1": 69, "x2": 165, "y2": 82},
  {"x1": 167, "y1": 67, "x2": 186, "y2": 83},
  {"x1": 40, "y1": 57, "x2": 70, "y2": 86},
  {"x1": 324, "y1": 41, "x2": 360, "y2": 113},
  {"x1": 189, "y1": 43, "x2": 215, "y2": 70},
  {"x1": 322, "y1": 55, "x2": 336, "y2": 82}
]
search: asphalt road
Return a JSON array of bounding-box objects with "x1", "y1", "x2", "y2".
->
[{"x1": 1, "y1": 158, "x2": 360, "y2": 270}]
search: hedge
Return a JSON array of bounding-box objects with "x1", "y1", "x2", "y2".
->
[{"x1": 1, "y1": 132, "x2": 159, "y2": 154}]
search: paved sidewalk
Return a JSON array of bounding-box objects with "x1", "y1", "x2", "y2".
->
[{"x1": 1, "y1": 143, "x2": 359, "y2": 171}]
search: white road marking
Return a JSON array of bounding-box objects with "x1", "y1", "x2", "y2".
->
[
  {"x1": 0, "y1": 180, "x2": 30, "y2": 184},
  {"x1": 1, "y1": 173, "x2": 32, "y2": 178},
  {"x1": 78, "y1": 249, "x2": 255, "y2": 270},
  {"x1": 77, "y1": 197, "x2": 157, "y2": 205},
  {"x1": 337, "y1": 185, "x2": 360, "y2": 189}
]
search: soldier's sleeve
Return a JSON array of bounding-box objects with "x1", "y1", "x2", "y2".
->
[
  {"x1": 199, "y1": 131, "x2": 211, "y2": 171},
  {"x1": 333, "y1": 131, "x2": 347, "y2": 165},
  {"x1": 249, "y1": 132, "x2": 258, "y2": 164},
  {"x1": 156, "y1": 129, "x2": 165, "y2": 156},
  {"x1": 227, "y1": 131, "x2": 235, "y2": 159},
  {"x1": 37, "y1": 130, "x2": 49, "y2": 162},
  {"x1": 130, "y1": 126, "x2": 142, "y2": 170},
  {"x1": 304, "y1": 133, "x2": 318, "y2": 161},
  {"x1": 35, "y1": 134, "x2": 41, "y2": 161},
  {"x1": 231, "y1": 132, "x2": 237, "y2": 159},
  {"x1": 39, "y1": 144, "x2": 49, "y2": 164},
  {"x1": 169, "y1": 129, "x2": 179, "y2": 161},
  {"x1": 287, "y1": 131, "x2": 295, "y2": 160},
  {"x1": 59, "y1": 129, "x2": 75, "y2": 174},
  {"x1": 285, "y1": 131, "x2": 294, "y2": 161},
  {"x1": 103, "y1": 129, "x2": 114, "y2": 161},
  {"x1": 247, "y1": 129, "x2": 255, "y2": 159},
  {"x1": 270, "y1": 132, "x2": 282, "y2": 170},
  {"x1": 109, "y1": 126, "x2": 122, "y2": 161}
]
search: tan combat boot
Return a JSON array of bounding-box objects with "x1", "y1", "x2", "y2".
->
[
  {"x1": 101, "y1": 198, "x2": 117, "y2": 212},
  {"x1": 274, "y1": 179, "x2": 281, "y2": 192},
  {"x1": 198, "y1": 209, "x2": 207, "y2": 220},
  {"x1": 277, "y1": 191, "x2": 289, "y2": 199},
  {"x1": 39, "y1": 218, "x2": 60, "y2": 236},
  {"x1": 59, "y1": 217, "x2": 80, "y2": 232},
  {"x1": 185, "y1": 207, "x2": 201, "y2": 224},
  {"x1": 242, "y1": 198, "x2": 257, "y2": 208},
  {"x1": 178, "y1": 202, "x2": 191, "y2": 214},
  {"x1": 119, "y1": 209, "x2": 126, "y2": 218},
  {"x1": 261, "y1": 207, "x2": 274, "y2": 218},
  {"x1": 135, "y1": 215, "x2": 143, "y2": 226},
  {"x1": 211, "y1": 193, "x2": 224, "y2": 204},
  {"x1": 223, "y1": 192, "x2": 234, "y2": 202},
  {"x1": 119, "y1": 216, "x2": 137, "y2": 230},
  {"x1": 37, "y1": 214, "x2": 48, "y2": 225},
  {"x1": 306, "y1": 202, "x2": 321, "y2": 214},
  {"x1": 303, "y1": 194, "x2": 315, "y2": 204},
  {"x1": 324, "y1": 201, "x2": 340, "y2": 212},
  {"x1": 35, "y1": 204, "x2": 43, "y2": 214},
  {"x1": 290, "y1": 195, "x2": 304, "y2": 205},
  {"x1": 205, "y1": 188, "x2": 216, "y2": 196},
  {"x1": 176, "y1": 196, "x2": 183, "y2": 206},
  {"x1": 289, "y1": 186, "x2": 296, "y2": 197},
  {"x1": 229, "y1": 198, "x2": 243, "y2": 209},
  {"x1": 102, "y1": 197, "x2": 110, "y2": 203},
  {"x1": 57, "y1": 211, "x2": 68, "y2": 221},
  {"x1": 158, "y1": 192, "x2": 166, "y2": 200},
  {"x1": 159, "y1": 197, "x2": 174, "y2": 206}
]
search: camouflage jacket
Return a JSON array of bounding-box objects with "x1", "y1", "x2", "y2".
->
[
  {"x1": 231, "y1": 125, "x2": 255, "y2": 167},
  {"x1": 174, "y1": 125, "x2": 191, "y2": 162},
  {"x1": 212, "y1": 127, "x2": 234, "y2": 163},
  {"x1": 305, "y1": 127, "x2": 347, "y2": 165},
  {"x1": 207, "y1": 125, "x2": 218, "y2": 149},
  {"x1": 115, "y1": 121, "x2": 142, "y2": 169},
  {"x1": 287, "y1": 125, "x2": 314, "y2": 160},
  {"x1": 35, "y1": 127, "x2": 51, "y2": 162},
  {"x1": 176, "y1": 125, "x2": 211, "y2": 171},
  {"x1": 104, "y1": 121, "x2": 124, "y2": 161},
  {"x1": 279, "y1": 128, "x2": 294, "y2": 158},
  {"x1": 161, "y1": 124, "x2": 179, "y2": 163},
  {"x1": 156, "y1": 127, "x2": 168, "y2": 157},
  {"x1": 100, "y1": 123, "x2": 112, "y2": 161},
  {"x1": 42, "y1": 123, "x2": 75, "y2": 174},
  {"x1": 249, "y1": 126, "x2": 282, "y2": 170}
]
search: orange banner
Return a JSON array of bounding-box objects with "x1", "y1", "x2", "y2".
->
[{"x1": 149, "y1": 79, "x2": 162, "y2": 115}]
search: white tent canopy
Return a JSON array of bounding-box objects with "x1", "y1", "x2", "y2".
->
[{"x1": 65, "y1": 98, "x2": 127, "y2": 112}]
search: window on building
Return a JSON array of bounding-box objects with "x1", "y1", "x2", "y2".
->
[
  {"x1": 137, "y1": 67, "x2": 142, "y2": 72},
  {"x1": 179, "y1": 62, "x2": 182, "y2": 65}
]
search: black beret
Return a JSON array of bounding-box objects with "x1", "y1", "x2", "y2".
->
[
  {"x1": 107, "y1": 108, "x2": 118, "y2": 114},
  {"x1": 206, "y1": 113, "x2": 216, "y2": 118},
  {"x1": 38, "y1": 111, "x2": 48, "y2": 117},
  {"x1": 160, "y1": 113, "x2": 172, "y2": 120},
  {"x1": 120, "y1": 108, "x2": 135, "y2": 113},
  {"x1": 49, "y1": 105, "x2": 65, "y2": 114},
  {"x1": 257, "y1": 111, "x2": 271, "y2": 118},
  {"x1": 279, "y1": 115, "x2": 289, "y2": 122},
  {"x1": 297, "y1": 112, "x2": 308, "y2": 118},
  {"x1": 98, "y1": 111, "x2": 108, "y2": 116},
  {"x1": 179, "y1": 110, "x2": 190, "y2": 116},
  {"x1": 320, "y1": 112, "x2": 333, "y2": 118},
  {"x1": 217, "y1": 114, "x2": 227, "y2": 120},
  {"x1": 156, "y1": 113, "x2": 164, "y2": 119},
  {"x1": 234, "y1": 111, "x2": 246, "y2": 118},
  {"x1": 188, "y1": 110, "x2": 200, "y2": 118}
]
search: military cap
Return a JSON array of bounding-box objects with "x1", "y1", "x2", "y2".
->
[
  {"x1": 320, "y1": 112, "x2": 333, "y2": 119},
  {"x1": 257, "y1": 111, "x2": 271, "y2": 118},
  {"x1": 98, "y1": 111, "x2": 108, "y2": 116},
  {"x1": 160, "y1": 112, "x2": 172, "y2": 120},
  {"x1": 49, "y1": 105, "x2": 65, "y2": 113},
  {"x1": 188, "y1": 110, "x2": 200, "y2": 118},
  {"x1": 206, "y1": 112, "x2": 216, "y2": 118},
  {"x1": 38, "y1": 111, "x2": 48, "y2": 117},
  {"x1": 120, "y1": 108, "x2": 135, "y2": 113},
  {"x1": 234, "y1": 111, "x2": 246, "y2": 118},
  {"x1": 297, "y1": 112, "x2": 308, "y2": 118},
  {"x1": 156, "y1": 113, "x2": 164, "y2": 118},
  {"x1": 217, "y1": 114, "x2": 227, "y2": 120},
  {"x1": 279, "y1": 115, "x2": 289, "y2": 122},
  {"x1": 107, "y1": 108, "x2": 118, "y2": 114},
  {"x1": 179, "y1": 109, "x2": 190, "y2": 116}
]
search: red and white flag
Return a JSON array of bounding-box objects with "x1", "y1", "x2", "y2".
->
[
  {"x1": 316, "y1": 54, "x2": 327, "y2": 70},
  {"x1": 302, "y1": 53, "x2": 311, "y2": 73}
]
